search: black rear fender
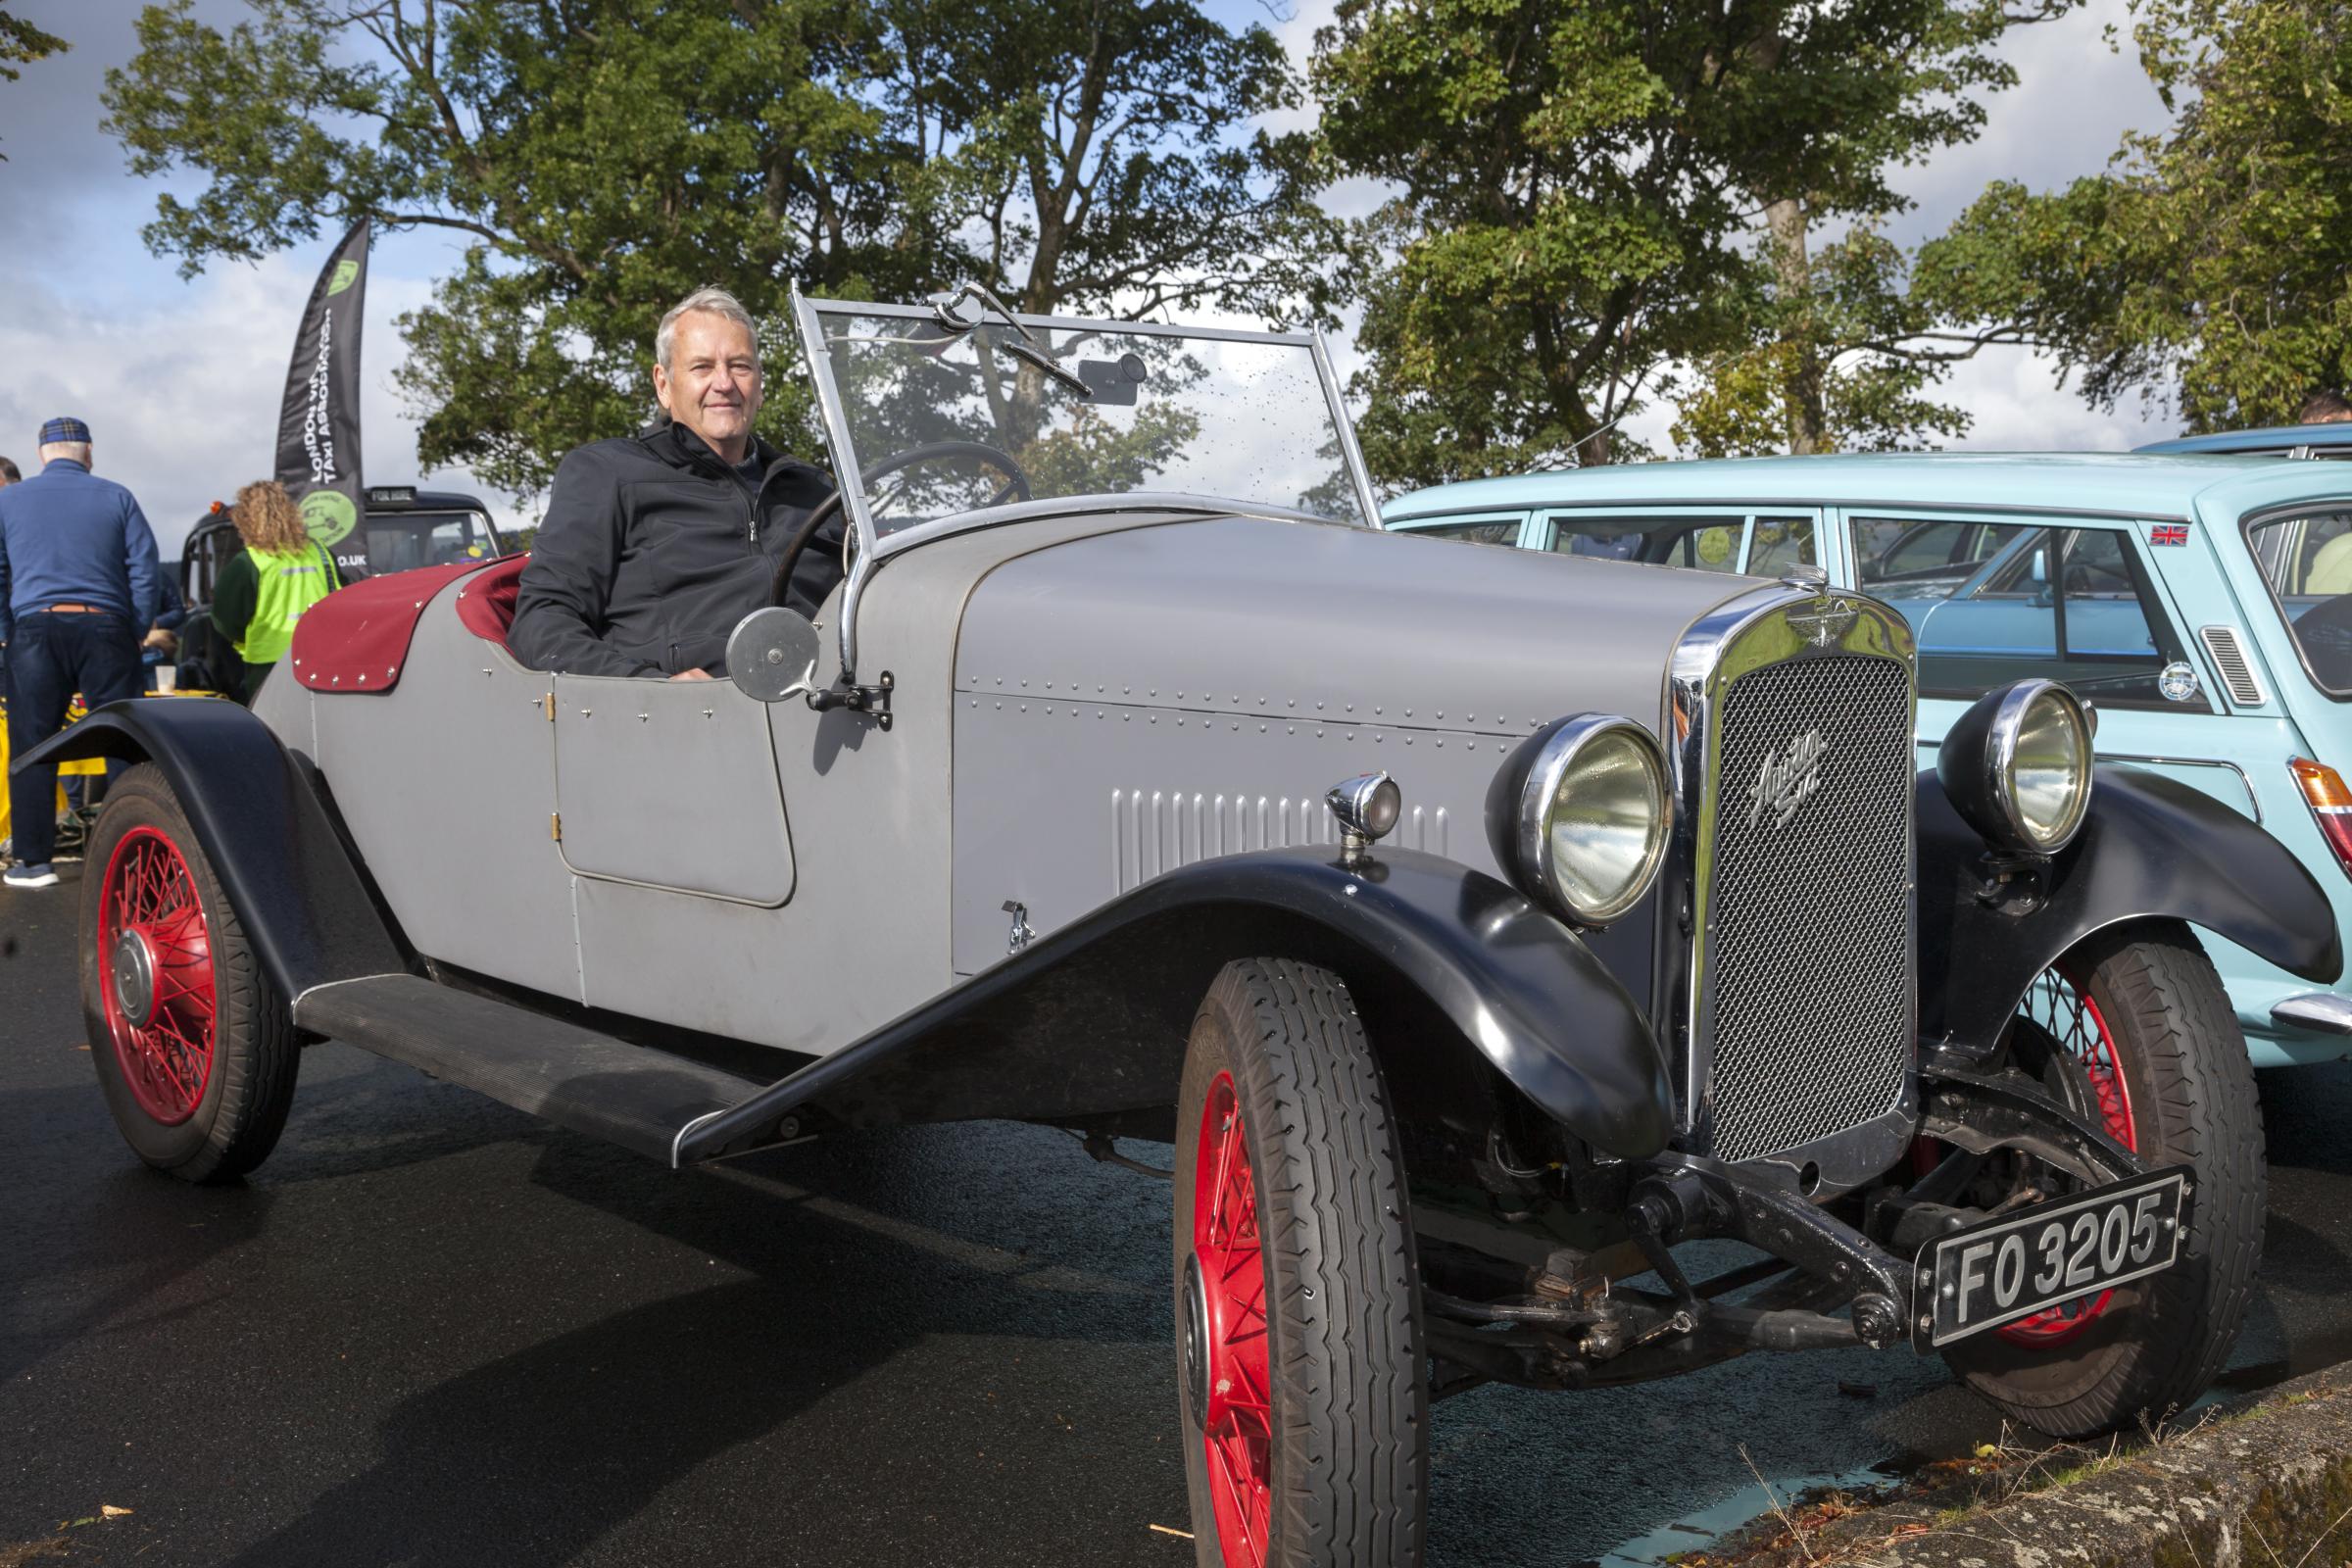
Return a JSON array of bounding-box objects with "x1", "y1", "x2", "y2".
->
[
  {"x1": 1918, "y1": 765, "x2": 2342, "y2": 1054},
  {"x1": 674, "y1": 846, "x2": 1673, "y2": 1165},
  {"x1": 11, "y1": 700, "x2": 410, "y2": 1000}
]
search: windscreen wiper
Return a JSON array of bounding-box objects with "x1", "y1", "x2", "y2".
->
[{"x1": 928, "y1": 281, "x2": 1095, "y2": 399}]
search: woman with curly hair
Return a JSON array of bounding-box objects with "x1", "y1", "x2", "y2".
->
[{"x1": 211, "y1": 480, "x2": 341, "y2": 702}]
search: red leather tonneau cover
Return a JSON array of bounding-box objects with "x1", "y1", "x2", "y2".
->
[{"x1": 289, "y1": 560, "x2": 491, "y2": 694}]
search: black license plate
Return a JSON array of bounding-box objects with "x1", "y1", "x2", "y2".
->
[{"x1": 1919, "y1": 1167, "x2": 2191, "y2": 1348}]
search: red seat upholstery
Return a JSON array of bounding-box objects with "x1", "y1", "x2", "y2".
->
[
  {"x1": 291, "y1": 554, "x2": 530, "y2": 695},
  {"x1": 292, "y1": 559, "x2": 489, "y2": 694},
  {"x1": 454, "y1": 553, "x2": 529, "y2": 645}
]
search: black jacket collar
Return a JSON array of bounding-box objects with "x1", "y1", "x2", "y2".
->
[{"x1": 639, "y1": 419, "x2": 824, "y2": 492}]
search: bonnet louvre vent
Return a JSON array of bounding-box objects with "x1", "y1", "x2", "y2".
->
[{"x1": 2197, "y1": 626, "x2": 2265, "y2": 708}]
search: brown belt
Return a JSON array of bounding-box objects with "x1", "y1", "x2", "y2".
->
[{"x1": 37, "y1": 604, "x2": 106, "y2": 613}]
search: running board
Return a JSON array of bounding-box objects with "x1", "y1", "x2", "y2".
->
[{"x1": 293, "y1": 976, "x2": 769, "y2": 1165}]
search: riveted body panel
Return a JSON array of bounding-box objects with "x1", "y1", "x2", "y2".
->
[
  {"x1": 265, "y1": 601, "x2": 584, "y2": 1002},
  {"x1": 948, "y1": 516, "x2": 1746, "y2": 976},
  {"x1": 552, "y1": 673, "x2": 797, "y2": 905},
  {"x1": 566, "y1": 508, "x2": 1214, "y2": 1051}
]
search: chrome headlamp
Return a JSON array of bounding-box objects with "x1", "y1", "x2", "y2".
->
[
  {"x1": 1486, "y1": 714, "x2": 1672, "y2": 927},
  {"x1": 1936, "y1": 679, "x2": 2093, "y2": 855}
]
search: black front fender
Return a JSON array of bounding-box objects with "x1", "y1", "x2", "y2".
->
[
  {"x1": 1919, "y1": 765, "x2": 2342, "y2": 1053},
  {"x1": 12, "y1": 700, "x2": 409, "y2": 1000},
  {"x1": 674, "y1": 846, "x2": 1673, "y2": 1164}
]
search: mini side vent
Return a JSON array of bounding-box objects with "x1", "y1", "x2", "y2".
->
[
  {"x1": 2198, "y1": 625, "x2": 2266, "y2": 708},
  {"x1": 1109, "y1": 789, "x2": 1448, "y2": 893}
]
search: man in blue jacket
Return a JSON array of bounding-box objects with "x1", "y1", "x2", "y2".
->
[{"x1": 0, "y1": 417, "x2": 161, "y2": 889}]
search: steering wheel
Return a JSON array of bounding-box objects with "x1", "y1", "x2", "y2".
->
[{"x1": 771, "y1": 441, "x2": 1032, "y2": 608}]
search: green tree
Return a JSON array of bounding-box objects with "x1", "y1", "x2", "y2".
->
[
  {"x1": 1, "y1": 1, "x2": 71, "y2": 161},
  {"x1": 104, "y1": 0, "x2": 1332, "y2": 499},
  {"x1": 106, "y1": 0, "x2": 904, "y2": 494},
  {"x1": 1918, "y1": 0, "x2": 2351, "y2": 430},
  {"x1": 887, "y1": 0, "x2": 1338, "y2": 322},
  {"x1": 1672, "y1": 225, "x2": 1977, "y2": 457},
  {"x1": 1312, "y1": 0, "x2": 2069, "y2": 481},
  {"x1": 876, "y1": 0, "x2": 1340, "y2": 471},
  {"x1": 1312, "y1": 0, "x2": 1748, "y2": 479},
  {"x1": 1694, "y1": 0, "x2": 2077, "y2": 458}
]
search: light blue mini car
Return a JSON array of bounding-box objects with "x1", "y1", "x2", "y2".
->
[
  {"x1": 1388, "y1": 453, "x2": 2352, "y2": 1067},
  {"x1": 2137, "y1": 422, "x2": 2352, "y2": 461}
]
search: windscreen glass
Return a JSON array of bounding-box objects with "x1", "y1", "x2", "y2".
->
[
  {"x1": 2245, "y1": 506, "x2": 2352, "y2": 695},
  {"x1": 804, "y1": 304, "x2": 1371, "y2": 537},
  {"x1": 364, "y1": 510, "x2": 497, "y2": 574}
]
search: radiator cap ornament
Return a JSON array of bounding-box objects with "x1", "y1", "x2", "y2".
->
[{"x1": 1786, "y1": 595, "x2": 1860, "y2": 649}]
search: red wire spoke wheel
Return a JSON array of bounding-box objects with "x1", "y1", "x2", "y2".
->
[
  {"x1": 78, "y1": 764, "x2": 299, "y2": 1183},
  {"x1": 1174, "y1": 959, "x2": 1425, "y2": 1567},
  {"x1": 1191, "y1": 1071, "x2": 1272, "y2": 1566},
  {"x1": 1996, "y1": 967, "x2": 2138, "y2": 1346},
  {"x1": 1943, "y1": 921, "x2": 2262, "y2": 1438},
  {"x1": 96, "y1": 826, "x2": 218, "y2": 1125}
]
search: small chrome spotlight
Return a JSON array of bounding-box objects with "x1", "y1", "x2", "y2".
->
[{"x1": 1327, "y1": 772, "x2": 1402, "y2": 861}]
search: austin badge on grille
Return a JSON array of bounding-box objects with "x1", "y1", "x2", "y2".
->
[
  {"x1": 1748, "y1": 729, "x2": 1828, "y2": 830},
  {"x1": 1787, "y1": 596, "x2": 1860, "y2": 648}
]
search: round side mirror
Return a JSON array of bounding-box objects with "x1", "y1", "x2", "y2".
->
[{"x1": 726, "y1": 607, "x2": 821, "y2": 704}]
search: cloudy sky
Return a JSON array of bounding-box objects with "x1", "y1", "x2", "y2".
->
[{"x1": 0, "y1": 0, "x2": 2175, "y2": 559}]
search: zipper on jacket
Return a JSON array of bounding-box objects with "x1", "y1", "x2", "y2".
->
[{"x1": 747, "y1": 456, "x2": 795, "y2": 546}]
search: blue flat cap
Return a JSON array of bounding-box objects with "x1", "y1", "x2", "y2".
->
[{"x1": 39, "y1": 416, "x2": 91, "y2": 445}]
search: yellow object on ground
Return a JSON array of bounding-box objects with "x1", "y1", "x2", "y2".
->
[{"x1": 0, "y1": 698, "x2": 112, "y2": 846}]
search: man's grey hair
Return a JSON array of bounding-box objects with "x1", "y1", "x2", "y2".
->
[
  {"x1": 37, "y1": 441, "x2": 91, "y2": 467},
  {"x1": 656, "y1": 286, "x2": 760, "y2": 371}
]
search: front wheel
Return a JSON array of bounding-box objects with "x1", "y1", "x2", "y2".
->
[
  {"x1": 78, "y1": 762, "x2": 299, "y2": 1183},
  {"x1": 1173, "y1": 958, "x2": 1427, "y2": 1568},
  {"x1": 1943, "y1": 921, "x2": 2262, "y2": 1436}
]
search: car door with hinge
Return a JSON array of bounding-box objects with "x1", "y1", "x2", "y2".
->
[
  {"x1": 1838, "y1": 507, "x2": 2268, "y2": 819},
  {"x1": 549, "y1": 672, "x2": 797, "y2": 905}
]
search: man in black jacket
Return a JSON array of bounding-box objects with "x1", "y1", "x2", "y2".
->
[{"x1": 510, "y1": 286, "x2": 842, "y2": 679}]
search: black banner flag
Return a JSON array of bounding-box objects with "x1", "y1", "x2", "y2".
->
[{"x1": 275, "y1": 218, "x2": 369, "y2": 577}]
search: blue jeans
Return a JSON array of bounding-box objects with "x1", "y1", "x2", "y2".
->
[{"x1": 6, "y1": 611, "x2": 141, "y2": 865}]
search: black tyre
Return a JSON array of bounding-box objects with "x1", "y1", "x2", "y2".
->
[
  {"x1": 1173, "y1": 958, "x2": 1426, "y2": 1568},
  {"x1": 1943, "y1": 920, "x2": 2261, "y2": 1436},
  {"x1": 78, "y1": 762, "x2": 298, "y2": 1183}
]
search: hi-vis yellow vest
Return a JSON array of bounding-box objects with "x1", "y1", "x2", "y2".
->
[{"x1": 234, "y1": 543, "x2": 339, "y2": 664}]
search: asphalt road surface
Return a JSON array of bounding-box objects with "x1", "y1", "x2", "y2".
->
[{"x1": 9, "y1": 866, "x2": 2352, "y2": 1567}]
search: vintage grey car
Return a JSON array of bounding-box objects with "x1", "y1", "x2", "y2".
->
[{"x1": 26, "y1": 289, "x2": 2343, "y2": 1568}]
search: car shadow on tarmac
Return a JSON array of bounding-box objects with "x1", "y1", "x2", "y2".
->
[
  {"x1": 217, "y1": 1118, "x2": 1182, "y2": 1568},
  {"x1": 0, "y1": 1146, "x2": 276, "y2": 1389}
]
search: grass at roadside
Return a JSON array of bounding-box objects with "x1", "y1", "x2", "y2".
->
[{"x1": 1669, "y1": 1388, "x2": 2352, "y2": 1568}]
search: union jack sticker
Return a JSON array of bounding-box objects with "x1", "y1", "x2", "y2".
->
[{"x1": 2151, "y1": 524, "x2": 2191, "y2": 546}]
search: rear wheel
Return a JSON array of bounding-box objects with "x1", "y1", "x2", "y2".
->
[
  {"x1": 78, "y1": 763, "x2": 298, "y2": 1183},
  {"x1": 1942, "y1": 921, "x2": 2261, "y2": 1435},
  {"x1": 1173, "y1": 958, "x2": 1426, "y2": 1568}
]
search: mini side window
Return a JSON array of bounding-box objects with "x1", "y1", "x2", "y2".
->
[
  {"x1": 1396, "y1": 514, "x2": 1525, "y2": 547},
  {"x1": 1852, "y1": 516, "x2": 2025, "y2": 599},
  {"x1": 1544, "y1": 514, "x2": 1815, "y2": 574},
  {"x1": 1911, "y1": 525, "x2": 2208, "y2": 710},
  {"x1": 2243, "y1": 505, "x2": 2352, "y2": 697},
  {"x1": 1744, "y1": 515, "x2": 1818, "y2": 575}
]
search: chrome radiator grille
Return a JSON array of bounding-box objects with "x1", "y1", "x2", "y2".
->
[{"x1": 1702, "y1": 655, "x2": 1913, "y2": 1163}]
